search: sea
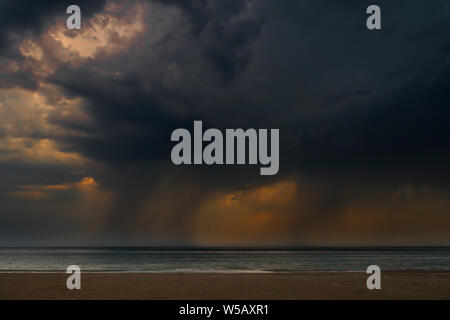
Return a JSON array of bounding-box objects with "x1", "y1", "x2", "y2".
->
[{"x1": 0, "y1": 247, "x2": 449, "y2": 273}]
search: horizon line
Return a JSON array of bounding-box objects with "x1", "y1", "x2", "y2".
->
[{"x1": 1, "y1": 245, "x2": 449, "y2": 251}]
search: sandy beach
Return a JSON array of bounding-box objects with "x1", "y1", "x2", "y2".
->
[{"x1": 0, "y1": 271, "x2": 449, "y2": 300}]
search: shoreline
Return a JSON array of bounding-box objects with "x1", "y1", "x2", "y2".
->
[{"x1": 1, "y1": 271, "x2": 449, "y2": 300}]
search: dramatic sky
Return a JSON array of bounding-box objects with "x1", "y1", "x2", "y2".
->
[{"x1": 0, "y1": 0, "x2": 449, "y2": 246}]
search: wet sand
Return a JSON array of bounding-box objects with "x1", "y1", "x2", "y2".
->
[{"x1": 0, "y1": 271, "x2": 449, "y2": 300}]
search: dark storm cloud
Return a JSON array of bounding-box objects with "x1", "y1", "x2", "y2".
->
[
  {"x1": 36, "y1": 0, "x2": 450, "y2": 198},
  {"x1": 1, "y1": 0, "x2": 450, "y2": 245},
  {"x1": 153, "y1": 0, "x2": 266, "y2": 83},
  {"x1": 1, "y1": 1, "x2": 449, "y2": 173},
  {"x1": 0, "y1": 0, "x2": 106, "y2": 54},
  {"x1": 0, "y1": 0, "x2": 107, "y2": 91},
  {"x1": 364, "y1": 67, "x2": 450, "y2": 159},
  {"x1": 261, "y1": 0, "x2": 450, "y2": 178},
  {"x1": 43, "y1": 0, "x2": 268, "y2": 167},
  {"x1": 49, "y1": 66, "x2": 206, "y2": 167}
]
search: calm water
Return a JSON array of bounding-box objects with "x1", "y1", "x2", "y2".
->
[{"x1": 0, "y1": 247, "x2": 449, "y2": 272}]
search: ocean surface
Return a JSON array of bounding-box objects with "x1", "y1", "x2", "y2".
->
[{"x1": 0, "y1": 247, "x2": 449, "y2": 272}]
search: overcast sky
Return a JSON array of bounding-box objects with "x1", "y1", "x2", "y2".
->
[{"x1": 0, "y1": 0, "x2": 449, "y2": 246}]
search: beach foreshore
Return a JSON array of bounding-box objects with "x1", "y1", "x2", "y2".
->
[{"x1": 0, "y1": 271, "x2": 449, "y2": 300}]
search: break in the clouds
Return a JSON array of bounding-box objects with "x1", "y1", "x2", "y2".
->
[{"x1": 0, "y1": 0, "x2": 449, "y2": 246}]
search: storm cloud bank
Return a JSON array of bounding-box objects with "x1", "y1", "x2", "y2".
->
[{"x1": 0, "y1": 0, "x2": 449, "y2": 246}]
